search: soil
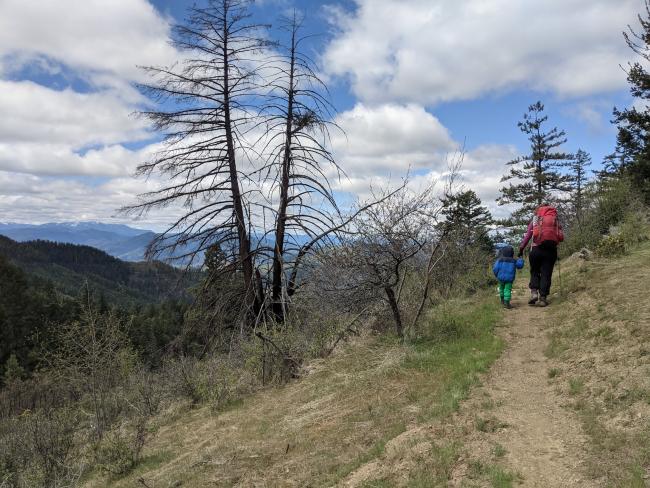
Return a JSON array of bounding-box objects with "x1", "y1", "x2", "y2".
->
[{"x1": 447, "y1": 281, "x2": 595, "y2": 487}]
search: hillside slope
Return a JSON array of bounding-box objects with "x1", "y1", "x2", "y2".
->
[
  {"x1": 0, "y1": 236, "x2": 198, "y2": 305},
  {"x1": 84, "y1": 240, "x2": 650, "y2": 487}
]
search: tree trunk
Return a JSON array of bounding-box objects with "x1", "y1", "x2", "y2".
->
[
  {"x1": 384, "y1": 286, "x2": 403, "y2": 338},
  {"x1": 222, "y1": 16, "x2": 257, "y2": 317},
  {"x1": 271, "y1": 26, "x2": 296, "y2": 322}
]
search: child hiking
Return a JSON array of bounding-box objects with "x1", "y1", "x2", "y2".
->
[
  {"x1": 493, "y1": 245, "x2": 525, "y2": 309},
  {"x1": 518, "y1": 205, "x2": 564, "y2": 307}
]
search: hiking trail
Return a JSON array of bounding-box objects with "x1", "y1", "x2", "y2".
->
[
  {"x1": 445, "y1": 280, "x2": 593, "y2": 486},
  {"x1": 341, "y1": 280, "x2": 594, "y2": 488}
]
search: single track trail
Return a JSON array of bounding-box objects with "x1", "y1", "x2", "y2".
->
[{"x1": 447, "y1": 280, "x2": 594, "y2": 487}]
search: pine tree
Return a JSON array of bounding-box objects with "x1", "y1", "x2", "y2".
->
[
  {"x1": 498, "y1": 102, "x2": 574, "y2": 223},
  {"x1": 440, "y1": 190, "x2": 492, "y2": 243},
  {"x1": 606, "y1": 1, "x2": 650, "y2": 200},
  {"x1": 3, "y1": 353, "x2": 25, "y2": 384},
  {"x1": 569, "y1": 149, "x2": 592, "y2": 224}
]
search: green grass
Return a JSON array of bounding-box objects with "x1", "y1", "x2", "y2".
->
[
  {"x1": 544, "y1": 335, "x2": 569, "y2": 359},
  {"x1": 404, "y1": 298, "x2": 504, "y2": 420},
  {"x1": 475, "y1": 416, "x2": 508, "y2": 433},
  {"x1": 547, "y1": 368, "x2": 561, "y2": 379},
  {"x1": 361, "y1": 480, "x2": 392, "y2": 488},
  {"x1": 332, "y1": 424, "x2": 405, "y2": 482},
  {"x1": 489, "y1": 466, "x2": 519, "y2": 488},
  {"x1": 85, "y1": 291, "x2": 506, "y2": 487},
  {"x1": 545, "y1": 238, "x2": 650, "y2": 487},
  {"x1": 492, "y1": 443, "x2": 507, "y2": 459},
  {"x1": 403, "y1": 442, "x2": 460, "y2": 487},
  {"x1": 468, "y1": 460, "x2": 519, "y2": 488},
  {"x1": 340, "y1": 296, "x2": 505, "y2": 485},
  {"x1": 568, "y1": 377, "x2": 585, "y2": 396}
]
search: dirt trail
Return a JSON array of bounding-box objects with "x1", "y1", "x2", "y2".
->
[{"x1": 449, "y1": 282, "x2": 594, "y2": 487}]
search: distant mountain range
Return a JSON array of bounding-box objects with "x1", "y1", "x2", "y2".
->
[
  {"x1": 0, "y1": 222, "x2": 160, "y2": 262},
  {"x1": 0, "y1": 222, "x2": 316, "y2": 265}
]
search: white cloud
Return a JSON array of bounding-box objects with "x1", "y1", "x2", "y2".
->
[
  {"x1": 0, "y1": 80, "x2": 150, "y2": 148},
  {"x1": 331, "y1": 103, "x2": 457, "y2": 175},
  {"x1": 0, "y1": 0, "x2": 176, "y2": 84},
  {"x1": 0, "y1": 142, "x2": 160, "y2": 177},
  {"x1": 330, "y1": 103, "x2": 517, "y2": 217},
  {"x1": 0, "y1": 1, "x2": 174, "y2": 188},
  {"x1": 564, "y1": 99, "x2": 616, "y2": 134},
  {"x1": 324, "y1": 0, "x2": 643, "y2": 104},
  {"x1": 0, "y1": 172, "x2": 177, "y2": 230}
]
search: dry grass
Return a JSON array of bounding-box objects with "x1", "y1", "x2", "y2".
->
[
  {"x1": 81, "y1": 298, "x2": 504, "y2": 487},
  {"x1": 543, "y1": 239, "x2": 650, "y2": 486}
]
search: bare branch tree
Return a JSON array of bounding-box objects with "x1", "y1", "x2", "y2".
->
[
  {"x1": 314, "y1": 180, "x2": 442, "y2": 338},
  {"x1": 122, "y1": 0, "x2": 271, "y2": 318},
  {"x1": 255, "y1": 11, "x2": 343, "y2": 321}
]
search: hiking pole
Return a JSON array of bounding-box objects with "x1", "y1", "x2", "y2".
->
[{"x1": 558, "y1": 257, "x2": 563, "y2": 298}]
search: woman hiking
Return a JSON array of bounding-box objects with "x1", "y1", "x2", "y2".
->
[{"x1": 518, "y1": 205, "x2": 564, "y2": 307}]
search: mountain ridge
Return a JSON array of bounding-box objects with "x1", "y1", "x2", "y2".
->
[{"x1": 0, "y1": 222, "x2": 158, "y2": 262}]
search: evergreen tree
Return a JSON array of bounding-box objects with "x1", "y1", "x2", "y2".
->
[
  {"x1": 606, "y1": 1, "x2": 650, "y2": 200},
  {"x1": 569, "y1": 149, "x2": 592, "y2": 224},
  {"x1": 498, "y1": 102, "x2": 574, "y2": 222},
  {"x1": 3, "y1": 353, "x2": 25, "y2": 384},
  {"x1": 440, "y1": 190, "x2": 493, "y2": 246}
]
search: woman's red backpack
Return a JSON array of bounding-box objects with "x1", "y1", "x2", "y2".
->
[{"x1": 532, "y1": 206, "x2": 564, "y2": 245}]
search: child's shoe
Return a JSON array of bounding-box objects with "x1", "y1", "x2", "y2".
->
[
  {"x1": 528, "y1": 289, "x2": 539, "y2": 305},
  {"x1": 538, "y1": 296, "x2": 548, "y2": 307}
]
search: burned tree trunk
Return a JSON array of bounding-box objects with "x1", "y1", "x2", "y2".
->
[
  {"x1": 265, "y1": 12, "x2": 341, "y2": 321},
  {"x1": 270, "y1": 20, "x2": 296, "y2": 321},
  {"x1": 123, "y1": 0, "x2": 269, "y2": 323}
]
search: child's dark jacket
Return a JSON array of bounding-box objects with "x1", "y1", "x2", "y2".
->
[{"x1": 492, "y1": 246, "x2": 524, "y2": 283}]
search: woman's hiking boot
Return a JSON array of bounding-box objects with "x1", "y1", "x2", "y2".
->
[
  {"x1": 504, "y1": 301, "x2": 513, "y2": 309},
  {"x1": 500, "y1": 297, "x2": 505, "y2": 305},
  {"x1": 528, "y1": 289, "x2": 539, "y2": 305},
  {"x1": 538, "y1": 296, "x2": 548, "y2": 307}
]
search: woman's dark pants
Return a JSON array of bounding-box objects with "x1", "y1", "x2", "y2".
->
[{"x1": 529, "y1": 242, "x2": 558, "y2": 298}]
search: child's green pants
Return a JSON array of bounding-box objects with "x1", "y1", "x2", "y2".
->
[{"x1": 499, "y1": 282, "x2": 513, "y2": 302}]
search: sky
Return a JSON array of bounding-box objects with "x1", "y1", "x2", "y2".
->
[{"x1": 0, "y1": 0, "x2": 644, "y2": 230}]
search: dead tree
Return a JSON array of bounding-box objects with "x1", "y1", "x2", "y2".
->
[
  {"x1": 122, "y1": 0, "x2": 270, "y2": 319},
  {"x1": 257, "y1": 11, "x2": 342, "y2": 322}
]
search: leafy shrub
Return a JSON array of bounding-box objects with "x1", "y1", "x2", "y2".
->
[
  {"x1": 0, "y1": 408, "x2": 82, "y2": 488},
  {"x1": 562, "y1": 178, "x2": 646, "y2": 257},
  {"x1": 164, "y1": 355, "x2": 257, "y2": 410},
  {"x1": 618, "y1": 212, "x2": 649, "y2": 247},
  {"x1": 124, "y1": 365, "x2": 164, "y2": 418},
  {"x1": 94, "y1": 419, "x2": 147, "y2": 476},
  {"x1": 595, "y1": 234, "x2": 626, "y2": 257}
]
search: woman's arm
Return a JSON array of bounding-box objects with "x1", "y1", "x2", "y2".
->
[{"x1": 518, "y1": 221, "x2": 533, "y2": 255}]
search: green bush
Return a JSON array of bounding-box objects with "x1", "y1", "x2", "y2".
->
[
  {"x1": 164, "y1": 355, "x2": 257, "y2": 410},
  {"x1": 618, "y1": 212, "x2": 649, "y2": 248},
  {"x1": 595, "y1": 234, "x2": 626, "y2": 257},
  {"x1": 0, "y1": 408, "x2": 81, "y2": 488},
  {"x1": 94, "y1": 420, "x2": 147, "y2": 477},
  {"x1": 562, "y1": 178, "x2": 646, "y2": 257}
]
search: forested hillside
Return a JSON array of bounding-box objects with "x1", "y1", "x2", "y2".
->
[
  {"x1": 0, "y1": 237, "x2": 197, "y2": 380},
  {"x1": 0, "y1": 236, "x2": 198, "y2": 306}
]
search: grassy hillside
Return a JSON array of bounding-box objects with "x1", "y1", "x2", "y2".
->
[
  {"x1": 82, "y1": 296, "x2": 505, "y2": 487},
  {"x1": 543, "y1": 239, "x2": 650, "y2": 486},
  {"x1": 80, "y1": 236, "x2": 650, "y2": 487},
  {"x1": 0, "y1": 235, "x2": 198, "y2": 306}
]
